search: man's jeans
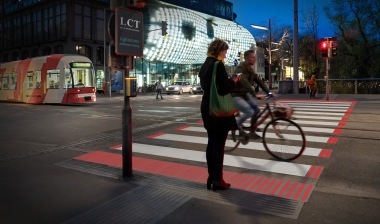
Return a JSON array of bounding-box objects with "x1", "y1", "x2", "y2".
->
[{"x1": 233, "y1": 94, "x2": 260, "y2": 128}]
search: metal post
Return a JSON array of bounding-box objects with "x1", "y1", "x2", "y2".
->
[
  {"x1": 293, "y1": 0, "x2": 299, "y2": 94},
  {"x1": 325, "y1": 57, "x2": 329, "y2": 101},
  {"x1": 268, "y1": 19, "x2": 272, "y2": 90},
  {"x1": 122, "y1": 66, "x2": 133, "y2": 177},
  {"x1": 103, "y1": 8, "x2": 107, "y2": 97}
]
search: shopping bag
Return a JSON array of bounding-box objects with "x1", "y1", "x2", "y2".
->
[{"x1": 209, "y1": 62, "x2": 238, "y2": 117}]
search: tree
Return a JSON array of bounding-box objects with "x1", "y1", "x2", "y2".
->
[{"x1": 325, "y1": 0, "x2": 380, "y2": 78}]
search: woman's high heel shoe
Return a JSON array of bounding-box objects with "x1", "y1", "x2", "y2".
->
[
  {"x1": 211, "y1": 180, "x2": 231, "y2": 191},
  {"x1": 207, "y1": 177, "x2": 213, "y2": 190}
]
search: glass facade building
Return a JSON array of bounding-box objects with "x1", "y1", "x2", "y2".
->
[{"x1": 0, "y1": 0, "x2": 257, "y2": 91}]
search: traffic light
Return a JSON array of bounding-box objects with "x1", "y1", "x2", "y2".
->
[
  {"x1": 331, "y1": 42, "x2": 338, "y2": 57},
  {"x1": 321, "y1": 40, "x2": 328, "y2": 57},
  {"x1": 162, "y1": 21, "x2": 168, "y2": 36}
]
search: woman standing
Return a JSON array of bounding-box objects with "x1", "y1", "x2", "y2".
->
[
  {"x1": 309, "y1": 74, "x2": 318, "y2": 99},
  {"x1": 199, "y1": 38, "x2": 238, "y2": 191}
]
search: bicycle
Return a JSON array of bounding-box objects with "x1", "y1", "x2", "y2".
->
[{"x1": 225, "y1": 94, "x2": 306, "y2": 161}]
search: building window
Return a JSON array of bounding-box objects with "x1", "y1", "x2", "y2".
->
[
  {"x1": 96, "y1": 47, "x2": 104, "y2": 65},
  {"x1": 74, "y1": 4, "x2": 92, "y2": 40},
  {"x1": 76, "y1": 45, "x2": 92, "y2": 60},
  {"x1": 96, "y1": 9, "x2": 105, "y2": 41}
]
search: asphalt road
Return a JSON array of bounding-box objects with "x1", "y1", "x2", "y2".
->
[{"x1": 0, "y1": 92, "x2": 379, "y2": 223}]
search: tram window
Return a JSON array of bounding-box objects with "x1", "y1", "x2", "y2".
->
[
  {"x1": 47, "y1": 69, "x2": 60, "y2": 89},
  {"x1": 35, "y1": 71, "x2": 41, "y2": 89},
  {"x1": 27, "y1": 72, "x2": 34, "y2": 89},
  {"x1": 10, "y1": 74, "x2": 17, "y2": 90},
  {"x1": 2, "y1": 74, "x2": 9, "y2": 90},
  {"x1": 74, "y1": 69, "x2": 86, "y2": 87},
  {"x1": 65, "y1": 69, "x2": 72, "y2": 88}
]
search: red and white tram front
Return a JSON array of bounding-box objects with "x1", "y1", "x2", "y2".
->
[{"x1": 61, "y1": 61, "x2": 96, "y2": 104}]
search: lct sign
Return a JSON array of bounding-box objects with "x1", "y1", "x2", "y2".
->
[{"x1": 115, "y1": 7, "x2": 143, "y2": 56}]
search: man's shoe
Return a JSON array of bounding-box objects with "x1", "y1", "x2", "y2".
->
[
  {"x1": 239, "y1": 131, "x2": 249, "y2": 145},
  {"x1": 249, "y1": 132, "x2": 262, "y2": 140},
  {"x1": 161, "y1": 97, "x2": 164, "y2": 99}
]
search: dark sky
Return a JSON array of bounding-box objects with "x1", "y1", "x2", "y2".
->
[{"x1": 230, "y1": 0, "x2": 335, "y2": 40}]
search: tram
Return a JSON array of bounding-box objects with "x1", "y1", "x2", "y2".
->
[{"x1": 0, "y1": 54, "x2": 96, "y2": 104}]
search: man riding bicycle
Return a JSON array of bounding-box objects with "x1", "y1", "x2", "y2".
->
[{"x1": 232, "y1": 50, "x2": 272, "y2": 140}]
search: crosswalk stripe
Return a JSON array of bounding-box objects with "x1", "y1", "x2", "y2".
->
[
  {"x1": 149, "y1": 132, "x2": 327, "y2": 157},
  {"x1": 113, "y1": 143, "x2": 317, "y2": 178},
  {"x1": 280, "y1": 101, "x2": 352, "y2": 106},
  {"x1": 179, "y1": 126, "x2": 332, "y2": 143},
  {"x1": 294, "y1": 111, "x2": 345, "y2": 116},
  {"x1": 292, "y1": 115, "x2": 343, "y2": 120},
  {"x1": 256, "y1": 124, "x2": 339, "y2": 134}
]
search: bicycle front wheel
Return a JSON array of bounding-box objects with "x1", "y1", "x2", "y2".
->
[
  {"x1": 262, "y1": 118, "x2": 306, "y2": 161},
  {"x1": 225, "y1": 130, "x2": 240, "y2": 153}
]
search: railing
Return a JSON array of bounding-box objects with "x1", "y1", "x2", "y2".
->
[{"x1": 278, "y1": 78, "x2": 380, "y2": 94}]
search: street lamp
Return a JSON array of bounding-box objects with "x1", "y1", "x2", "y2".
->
[{"x1": 251, "y1": 19, "x2": 272, "y2": 89}]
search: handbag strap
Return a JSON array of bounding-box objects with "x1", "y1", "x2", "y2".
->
[{"x1": 211, "y1": 61, "x2": 220, "y2": 84}]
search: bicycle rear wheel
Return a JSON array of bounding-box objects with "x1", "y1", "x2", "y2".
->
[
  {"x1": 262, "y1": 118, "x2": 306, "y2": 161},
  {"x1": 225, "y1": 130, "x2": 240, "y2": 152}
]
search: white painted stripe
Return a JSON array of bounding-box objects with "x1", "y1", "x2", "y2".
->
[
  {"x1": 153, "y1": 133, "x2": 322, "y2": 157},
  {"x1": 256, "y1": 124, "x2": 337, "y2": 134},
  {"x1": 182, "y1": 126, "x2": 331, "y2": 143},
  {"x1": 279, "y1": 101, "x2": 352, "y2": 106},
  {"x1": 293, "y1": 108, "x2": 347, "y2": 112},
  {"x1": 294, "y1": 111, "x2": 345, "y2": 116},
  {"x1": 293, "y1": 115, "x2": 342, "y2": 120},
  {"x1": 116, "y1": 143, "x2": 312, "y2": 177},
  {"x1": 285, "y1": 102, "x2": 351, "y2": 108},
  {"x1": 292, "y1": 105, "x2": 350, "y2": 109},
  {"x1": 293, "y1": 120, "x2": 340, "y2": 126}
]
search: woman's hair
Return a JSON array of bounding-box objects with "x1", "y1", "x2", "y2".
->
[{"x1": 207, "y1": 38, "x2": 229, "y2": 56}]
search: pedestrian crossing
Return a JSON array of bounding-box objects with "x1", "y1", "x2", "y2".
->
[{"x1": 73, "y1": 100, "x2": 355, "y2": 203}]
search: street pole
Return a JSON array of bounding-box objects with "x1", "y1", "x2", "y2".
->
[
  {"x1": 268, "y1": 19, "x2": 272, "y2": 90},
  {"x1": 122, "y1": 65, "x2": 133, "y2": 177},
  {"x1": 325, "y1": 56, "x2": 329, "y2": 101},
  {"x1": 293, "y1": 0, "x2": 299, "y2": 94}
]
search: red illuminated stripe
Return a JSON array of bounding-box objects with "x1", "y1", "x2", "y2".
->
[
  {"x1": 234, "y1": 174, "x2": 254, "y2": 190},
  {"x1": 248, "y1": 176, "x2": 265, "y2": 192},
  {"x1": 147, "y1": 132, "x2": 165, "y2": 139},
  {"x1": 327, "y1": 137, "x2": 338, "y2": 144},
  {"x1": 244, "y1": 175, "x2": 259, "y2": 191},
  {"x1": 74, "y1": 151, "x2": 315, "y2": 202},
  {"x1": 301, "y1": 184, "x2": 314, "y2": 202},
  {"x1": 319, "y1": 149, "x2": 332, "y2": 158},
  {"x1": 260, "y1": 178, "x2": 277, "y2": 194},
  {"x1": 197, "y1": 120, "x2": 203, "y2": 125},
  {"x1": 285, "y1": 182, "x2": 299, "y2": 199},
  {"x1": 293, "y1": 183, "x2": 305, "y2": 200},
  {"x1": 255, "y1": 177, "x2": 271, "y2": 193},
  {"x1": 306, "y1": 165, "x2": 323, "y2": 179},
  {"x1": 176, "y1": 125, "x2": 189, "y2": 130},
  {"x1": 338, "y1": 122, "x2": 346, "y2": 127},
  {"x1": 333, "y1": 129, "x2": 342, "y2": 135},
  {"x1": 269, "y1": 179, "x2": 284, "y2": 195},
  {"x1": 278, "y1": 181, "x2": 291, "y2": 197}
]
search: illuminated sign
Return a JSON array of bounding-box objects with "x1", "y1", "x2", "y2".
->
[
  {"x1": 71, "y1": 62, "x2": 92, "y2": 68},
  {"x1": 115, "y1": 7, "x2": 144, "y2": 56}
]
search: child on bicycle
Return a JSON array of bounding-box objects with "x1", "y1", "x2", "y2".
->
[{"x1": 232, "y1": 50, "x2": 272, "y2": 140}]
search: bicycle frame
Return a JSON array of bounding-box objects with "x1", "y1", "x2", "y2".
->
[{"x1": 251, "y1": 99, "x2": 276, "y2": 132}]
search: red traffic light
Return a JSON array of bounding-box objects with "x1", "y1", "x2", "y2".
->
[{"x1": 321, "y1": 41, "x2": 328, "y2": 49}]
